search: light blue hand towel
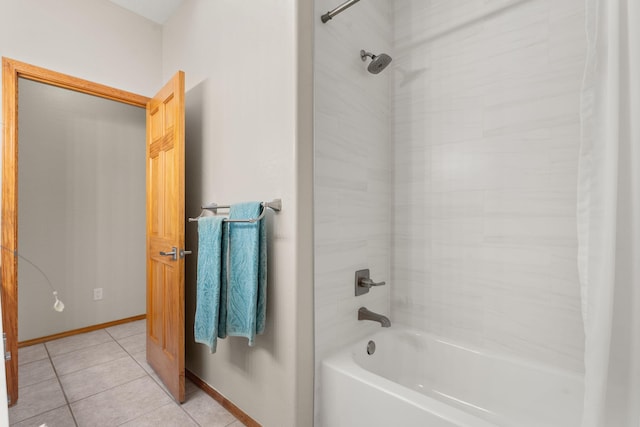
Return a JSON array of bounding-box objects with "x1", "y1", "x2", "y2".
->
[
  {"x1": 194, "y1": 216, "x2": 224, "y2": 352},
  {"x1": 218, "y1": 202, "x2": 267, "y2": 346}
]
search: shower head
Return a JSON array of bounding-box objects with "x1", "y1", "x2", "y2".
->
[{"x1": 360, "y1": 50, "x2": 392, "y2": 74}]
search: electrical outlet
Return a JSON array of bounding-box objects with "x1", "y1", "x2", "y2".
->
[{"x1": 93, "y1": 288, "x2": 103, "y2": 301}]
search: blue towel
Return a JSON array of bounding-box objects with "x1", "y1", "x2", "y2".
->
[
  {"x1": 217, "y1": 202, "x2": 267, "y2": 346},
  {"x1": 194, "y1": 216, "x2": 225, "y2": 352}
]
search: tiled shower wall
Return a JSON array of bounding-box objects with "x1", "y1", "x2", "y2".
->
[
  {"x1": 391, "y1": 0, "x2": 586, "y2": 372},
  {"x1": 314, "y1": 0, "x2": 392, "y2": 422}
]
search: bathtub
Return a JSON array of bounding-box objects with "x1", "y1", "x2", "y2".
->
[{"x1": 321, "y1": 327, "x2": 583, "y2": 427}]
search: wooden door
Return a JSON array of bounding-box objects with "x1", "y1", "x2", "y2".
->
[
  {"x1": 2, "y1": 58, "x2": 150, "y2": 406},
  {"x1": 145, "y1": 71, "x2": 186, "y2": 403}
]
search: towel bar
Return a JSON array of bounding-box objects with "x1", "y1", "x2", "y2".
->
[{"x1": 188, "y1": 199, "x2": 282, "y2": 224}]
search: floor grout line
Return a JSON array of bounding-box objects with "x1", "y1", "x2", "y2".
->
[
  {"x1": 48, "y1": 346, "x2": 130, "y2": 378},
  {"x1": 103, "y1": 321, "x2": 147, "y2": 342},
  {"x1": 43, "y1": 343, "x2": 79, "y2": 427},
  {"x1": 8, "y1": 404, "x2": 70, "y2": 427},
  {"x1": 178, "y1": 390, "x2": 205, "y2": 427},
  {"x1": 45, "y1": 333, "x2": 117, "y2": 359},
  {"x1": 62, "y1": 364, "x2": 149, "y2": 405},
  {"x1": 15, "y1": 359, "x2": 57, "y2": 390}
]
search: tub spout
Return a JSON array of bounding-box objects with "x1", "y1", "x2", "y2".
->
[{"x1": 358, "y1": 307, "x2": 391, "y2": 327}]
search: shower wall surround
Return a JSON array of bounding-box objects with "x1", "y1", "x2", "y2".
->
[
  {"x1": 315, "y1": 0, "x2": 587, "y2": 424},
  {"x1": 314, "y1": 0, "x2": 393, "y2": 420},
  {"x1": 392, "y1": 0, "x2": 586, "y2": 372}
]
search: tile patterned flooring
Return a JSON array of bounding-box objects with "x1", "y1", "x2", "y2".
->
[{"x1": 10, "y1": 320, "x2": 242, "y2": 426}]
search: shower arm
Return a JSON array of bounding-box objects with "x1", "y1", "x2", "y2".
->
[{"x1": 321, "y1": 0, "x2": 361, "y2": 23}]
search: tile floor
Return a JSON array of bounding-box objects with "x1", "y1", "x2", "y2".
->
[{"x1": 10, "y1": 320, "x2": 242, "y2": 427}]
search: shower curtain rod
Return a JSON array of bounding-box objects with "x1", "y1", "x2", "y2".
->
[{"x1": 321, "y1": 0, "x2": 361, "y2": 23}]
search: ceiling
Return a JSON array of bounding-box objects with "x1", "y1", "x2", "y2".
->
[{"x1": 108, "y1": 0, "x2": 184, "y2": 24}]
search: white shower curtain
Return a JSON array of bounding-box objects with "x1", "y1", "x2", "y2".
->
[{"x1": 578, "y1": 1, "x2": 640, "y2": 426}]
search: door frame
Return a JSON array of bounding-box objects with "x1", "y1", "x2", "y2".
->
[{"x1": 1, "y1": 57, "x2": 150, "y2": 405}]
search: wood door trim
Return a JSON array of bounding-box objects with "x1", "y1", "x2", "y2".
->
[
  {"x1": 17, "y1": 314, "x2": 146, "y2": 348},
  {"x1": 3, "y1": 58, "x2": 149, "y2": 107},
  {"x1": 186, "y1": 370, "x2": 261, "y2": 427},
  {"x1": 1, "y1": 57, "x2": 150, "y2": 405}
]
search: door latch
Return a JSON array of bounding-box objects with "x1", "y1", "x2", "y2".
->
[
  {"x1": 160, "y1": 247, "x2": 192, "y2": 261},
  {"x1": 3, "y1": 332, "x2": 10, "y2": 361},
  {"x1": 159, "y1": 247, "x2": 178, "y2": 261}
]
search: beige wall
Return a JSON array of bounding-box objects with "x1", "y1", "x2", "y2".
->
[
  {"x1": 0, "y1": 0, "x2": 163, "y2": 96},
  {"x1": 17, "y1": 79, "x2": 146, "y2": 341},
  {"x1": 162, "y1": 1, "x2": 314, "y2": 426}
]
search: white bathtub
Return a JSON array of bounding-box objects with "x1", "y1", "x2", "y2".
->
[{"x1": 321, "y1": 327, "x2": 583, "y2": 427}]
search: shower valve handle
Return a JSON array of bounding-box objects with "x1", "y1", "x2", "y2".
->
[
  {"x1": 359, "y1": 278, "x2": 386, "y2": 288},
  {"x1": 355, "y1": 269, "x2": 386, "y2": 296}
]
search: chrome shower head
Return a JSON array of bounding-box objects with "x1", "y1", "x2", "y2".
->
[{"x1": 360, "y1": 50, "x2": 392, "y2": 74}]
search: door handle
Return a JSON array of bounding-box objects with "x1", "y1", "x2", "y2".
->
[
  {"x1": 180, "y1": 249, "x2": 192, "y2": 259},
  {"x1": 159, "y1": 247, "x2": 178, "y2": 261}
]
